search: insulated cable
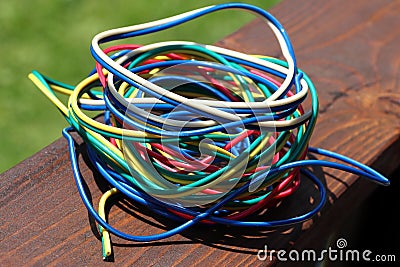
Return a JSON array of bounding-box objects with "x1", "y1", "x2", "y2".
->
[{"x1": 29, "y1": 3, "x2": 389, "y2": 260}]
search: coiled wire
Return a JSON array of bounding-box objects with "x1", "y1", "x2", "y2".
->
[{"x1": 29, "y1": 3, "x2": 389, "y2": 260}]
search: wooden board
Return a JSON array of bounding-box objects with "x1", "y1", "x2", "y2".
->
[{"x1": 1, "y1": 0, "x2": 399, "y2": 266}]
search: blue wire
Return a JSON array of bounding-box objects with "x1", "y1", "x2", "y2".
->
[{"x1": 62, "y1": 127, "x2": 327, "y2": 241}]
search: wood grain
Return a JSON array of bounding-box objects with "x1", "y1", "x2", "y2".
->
[{"x1": 1, "y1": 0, "x2": 399, "y2": 266}]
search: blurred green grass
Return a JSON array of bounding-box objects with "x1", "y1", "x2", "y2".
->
[{"x1": 0, "y1": 0, "x2": 279, "y2": 172}]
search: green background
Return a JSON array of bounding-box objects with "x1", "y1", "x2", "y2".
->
[{"x1": 0, "y1": 0, "x2": 279, "y2": 172}]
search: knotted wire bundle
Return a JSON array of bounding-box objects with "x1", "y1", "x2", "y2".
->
[{"x1": 29, "y1": 3, "x2": 389, "y2": 260}]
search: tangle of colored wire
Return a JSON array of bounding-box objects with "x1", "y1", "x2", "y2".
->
[{"x1": 29, "y1": 3, "x2": 389, "y2": 260}]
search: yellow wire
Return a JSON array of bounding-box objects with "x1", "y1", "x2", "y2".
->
[
  {"x1": 98, "y1": 188, "x2": 118, "y2": 258},
  {"x1": 68, "y1": 72, "x2": 160, "y2": 139},
  {"x1": 190, "y1": 140, "x2": 236, "y2": 158},
  {"x1": 28, "y1": 73, "x2": 69, "y2": 116},
  {"x1": 50, "y1": 84, "x2": 95, "y2": 99}
]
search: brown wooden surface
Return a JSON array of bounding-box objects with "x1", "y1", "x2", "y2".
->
[{"x1": 1, "y1": 0, "x2": 400, "y2": 266}]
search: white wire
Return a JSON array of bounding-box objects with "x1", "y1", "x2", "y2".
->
[{"x1": 90, "y1": 5, "x2": 310, "y2": 129}]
